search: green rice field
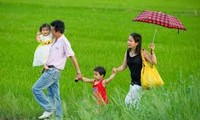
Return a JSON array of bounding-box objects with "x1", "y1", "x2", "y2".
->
[{"x1": 0, "y1": 0, "x2": 200, "y2": 119}]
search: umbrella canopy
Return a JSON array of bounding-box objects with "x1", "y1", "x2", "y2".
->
[
  {"x1": 133, "y1": 10, "x2": 186, "y2": 31},
  {"x1": 133, "y1": 10, "x2": 186, "y2": 42}
]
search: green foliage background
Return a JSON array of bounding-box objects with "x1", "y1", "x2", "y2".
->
[{"x1": 0, "y1": 0, "x2": 200, "y2": 119}]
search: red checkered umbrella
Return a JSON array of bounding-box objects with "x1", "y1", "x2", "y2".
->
[{"x1": 133, "y1": 10, "x2": 186, "y2": 42}]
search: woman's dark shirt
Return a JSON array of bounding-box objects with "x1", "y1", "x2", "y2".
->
[{"x1": 126, "y1": 50, "x2": 142, "y2": 86}]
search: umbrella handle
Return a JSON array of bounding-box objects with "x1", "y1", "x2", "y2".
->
[{"x1": 152, "y1": 27, "x2": 157, "y2": 43}]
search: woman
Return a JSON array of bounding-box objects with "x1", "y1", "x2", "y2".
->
[{"x1": 113, "y1": 33, "x2": 157, "y2": 108}]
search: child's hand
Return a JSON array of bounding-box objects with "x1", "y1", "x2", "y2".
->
[{"x1": 37, "y1": 31, "x2": 41, "y2": 35}]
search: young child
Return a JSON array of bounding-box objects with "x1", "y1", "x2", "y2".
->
[
  {"x1": 78, "y1": 66, "x2": 116, "y2": 105},
  {"x1": 33, "y1": 23, "x2": 53, "y2": 67}
]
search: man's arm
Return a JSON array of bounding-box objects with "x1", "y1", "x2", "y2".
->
[{"x1": 70, "y1": 56, "x2": 82, "y2": 79}]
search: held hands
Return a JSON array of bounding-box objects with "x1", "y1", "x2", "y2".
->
[
  {"x1": 112, "y1": 67, "x2": 117, "y2": 74},
  {"x1": 75, "y1": 73, "x2": 83, "y2": 82}
]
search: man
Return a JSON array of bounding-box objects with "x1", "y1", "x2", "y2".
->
[{"x1": 32, "y1": 20, "x2": 82, "y2": 119}]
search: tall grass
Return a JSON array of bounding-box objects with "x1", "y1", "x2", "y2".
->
[{"x1": 0, "y1": 0, "x2": 200, "y2": 119}]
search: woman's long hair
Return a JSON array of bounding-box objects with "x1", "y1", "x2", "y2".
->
[{"x1": 128, "y1": 33, "x2": 142, "y2": 54}]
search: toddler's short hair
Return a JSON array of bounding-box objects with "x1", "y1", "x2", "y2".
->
[{"x1": 94, "y1": 66, "x2": 106, "y2": 77}]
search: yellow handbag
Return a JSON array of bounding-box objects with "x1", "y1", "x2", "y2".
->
[{"x1": 141, "y1": 50, "x2": 164, "y2": 89}]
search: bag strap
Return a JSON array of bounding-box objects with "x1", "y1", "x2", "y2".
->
[
  {"x1": 141, "y1": 49, "x2": 144, "y2": 61},
  {"x1": 141, "y1": 49, "x2": 148, "y2": 66},
  {"x1": 141, "y1": 49, "x2": 154, "y2": 68}
]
